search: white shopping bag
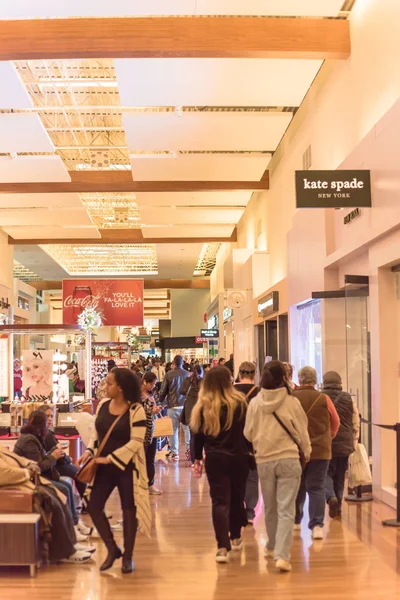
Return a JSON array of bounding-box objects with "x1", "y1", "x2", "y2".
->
[
  {"x1": 348, "y1": 443, "x2": 372, "y2": 487},
  {"x1": 74, "y1": 412, "x2": 95, "y2": 447}
]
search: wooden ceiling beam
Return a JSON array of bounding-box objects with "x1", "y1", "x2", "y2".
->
[
  {"x1": 0, "y1": 17, "x2": 350, "y2": 61},
  {"x1": 9, "y1": 227, "x2": 237, "y2": 245},
  {"x1": 0, "y1": 171, "x2": 269, "y2": 193},
  {"x1": 29, "y1": 279, "x2": 210, "y2": 291}
]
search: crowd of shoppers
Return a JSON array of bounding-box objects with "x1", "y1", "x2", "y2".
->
[{"x1": 0, "y1": 354, "x2": 359, "y2": 576}]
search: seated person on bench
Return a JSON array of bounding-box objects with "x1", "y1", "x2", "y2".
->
[{"x1": 0, "y1": 447, "x2": 94, "y2": 564}]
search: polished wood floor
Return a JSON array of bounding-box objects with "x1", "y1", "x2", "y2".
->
[{"x1": 1, "y1": 451, "x2": 400, "y2": 600}]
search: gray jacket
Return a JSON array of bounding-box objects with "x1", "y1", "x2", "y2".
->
[{"x1": 159, "y1": 367, "x2": 190, "y2": 408}]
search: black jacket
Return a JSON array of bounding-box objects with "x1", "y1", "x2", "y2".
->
[
  {"x1": 179, "y1": 376, "x2": 202, "y2": 426},
  {"x1": 14, "y1": 433, "x2": 58, "y2": 479},
  {"x1": 322, "y1": 384, "x2": 355, "y2": 457},
  {"x1": 193, "y1": 404, "x2": 248, "y2": 460},
  {"x1": 234, "y1": 383, "x2": 259, "y2": 403},
  {"x1": 159, "y1": 367, "x2": 190, "y2": 408}
]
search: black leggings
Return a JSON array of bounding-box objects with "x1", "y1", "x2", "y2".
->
[
  {"x1": 146, "y1": 438, "x2": 157, "y2": 487},
  {"x1": 88, "y1": 464, "x2": 137, "y2": 559},
  {"x1": 205, "y1": 453, "x2": 249, "y2": 551}
]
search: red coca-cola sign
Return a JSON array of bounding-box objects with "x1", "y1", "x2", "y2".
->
[{"x1": 62, "y1": 279, "x2": 144, "y2": 327}]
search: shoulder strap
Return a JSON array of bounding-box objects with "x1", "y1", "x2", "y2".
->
[
  {"x1": 273, "y1": 411, "x2": 300, "y2": 451},
  {"x1": 245, "y1": 385, "x2": 257, "y2": 400},
  {"x1": 306, "y1": 393, "x2": 323, "y2": 417},
  {"x1": 95, "y1": 404, "x2": 129, "y2": 458}
]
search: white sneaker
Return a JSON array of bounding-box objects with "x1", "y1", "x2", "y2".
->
[
  {"x1": 77, "y1": 520, "x2": 93, "y2": 536},
  {"x1": 74, "y1": 525, "x2": 88, "y2": 543},
  {"x1": 312, "y1": 526, "x2": 323, "y2": 540},
  {"x1": 276, "y1": 559, "x2": 292, "y2": 572},
  {"x1": 74, "y1": 543, "x2": 96, "y2": 554},
  {"x1": 231, "y1": 538, "x2": 243, "y2": 551},
  {"x1": 264, "y1": 547, "x2": 275, "y2": 558},
  {"x1": 63, "y1": 550, "x2": 93, "y2": 563},
  {"x1": 149, "y1": 485, "x2": 162, "y2": 495},
  {"x1": 293, "y1": 524, "x2": 301, "y2": 531},
  {"x1": 111, "y1": 522, "x2": 123, "y2": 532},
  {"x1": 216, "y1": 549, "x2": 229, "y2": 563}
]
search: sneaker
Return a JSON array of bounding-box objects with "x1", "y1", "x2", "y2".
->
[
  {"x1": 74, "y1": 525, "x2": 88, "y2": 543},
  {"x1": 171, "y1": 453, "x2": 179, "y2": 462},
  {"x1": 293, "y1": 524, "x2": 301, "y2": 531},
  {"x1": 247, "y1": 519, "x2": 254, "y2": 526},
  {"x1": 264, "y1": 547, "x2": 275, "y2": 558},
  {"x1": 75, "y1": 543, "x2": 96, "y2": 554},
  {"x1": 312, "y1": 526, "x2": 323, "y2": 540},
  {"x1": 216, "y1": 549, "x2": 229, "y2": 563},
  {"x1": 276, "y1": 559, "x2": 292, "y2": 572},
  {"x1": 63, "y1": 550, "x2": 93, "y2": 563},
  {"x1": 149, "y1": 485, "x2": 162, "y2": 495},
  {"x1": 231, "y1": 538, "x2": 243, "y2": 551},
  {"x1": 77, "y1": 520, "x2": 93, "y2": 536},
  {"x1": 111, "y1": 522, "x2": 123, "y2": 532},
  {"x1": 328, "y1": 496, "x2": 339, "y2": 519}
]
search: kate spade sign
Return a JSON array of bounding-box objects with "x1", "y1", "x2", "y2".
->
[{"x1": 295, "y1": 170, "x2": 371, "y2": 208}]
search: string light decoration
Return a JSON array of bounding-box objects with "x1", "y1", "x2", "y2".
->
[{"x1": 77, "y1": 305, "x2": 103, "y2": 331}]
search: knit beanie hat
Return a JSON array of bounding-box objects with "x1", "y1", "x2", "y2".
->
[{"x1": 323, "y1": 371, "x2": 342, "y2": 386}]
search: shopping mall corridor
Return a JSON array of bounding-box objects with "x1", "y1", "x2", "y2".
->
[{"x1": 1, "y1": 453, "x2": 400, "y2": 600}]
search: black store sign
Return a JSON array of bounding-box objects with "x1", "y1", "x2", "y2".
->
[
  {"x1": 295, "y1": 170, "x2": 372, "y2": 209},
  {"x1": 258, "y1": 291, "x2": 279, "y2": 317},
  {"x1": 200, "y1": 329, "x2": 219, "y2": 338}
]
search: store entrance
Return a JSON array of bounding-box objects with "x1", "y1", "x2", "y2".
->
[{"x1": 265, "y1": 319, "x2": 278, "y2": 360}]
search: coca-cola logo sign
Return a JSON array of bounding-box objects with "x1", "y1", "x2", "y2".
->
[{"x1": 62, "y1": 279, "x2": 144, "y2": 327}]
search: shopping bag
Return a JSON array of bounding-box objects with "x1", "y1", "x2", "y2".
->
[
  {"x1": 348, "y1": 443, "x2": 372, "y2": 487},
  {"x1": 153, "y1": 417, "x2": 173, "y2": 438}
]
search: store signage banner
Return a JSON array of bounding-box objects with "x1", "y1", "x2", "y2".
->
[
  {"x1": 295, "y1": 170, "x2": 372, "y2": 208},
  {"x1": 196, "y1": 337, "x2": 208, "y2": 344},
  {"x1": 200, "y1": 329, "x2": 219, "y2": 338},
  {"x1": 63, "y1": 279, "x2": 144, "y2": 327},
  {"x1": 257, "y1": 291, "x2": 279, "y2": 317}
]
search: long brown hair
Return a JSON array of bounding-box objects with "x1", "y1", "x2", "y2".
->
[
  {"x1": 190, "y1": 367, "x2": 247, "y2": 436},
  {"x1": 260, "y1": 361, "x2": 292, "y2": 395}
]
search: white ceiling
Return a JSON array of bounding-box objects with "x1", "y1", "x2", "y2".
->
[
  {"x1": 0, "y1": 113, "x2": 54, "y2": 153},
  {"x1": 4, "y1": 226, "x2": 101, "y2": 240},
  {"x1": 0, "y1": 62, "x2": 32, "y2": 109},
  {"x1": 130, "y1": 154, "x2": 269, "y2": 182},
  {"x1": 14, "y1": 245, "x2": 69, "y2": 279},
  {"x1": 123, "y1": 112, "x2": 293, "y2": 152},
  {"x1": 138, "y1": 206, "x2": 244, "y2": 226},
  {"x1": 0, "y1": 156, "x2": 71, "y2": 183},
  {"x1": 157, "y1": 242, "x2": 203, "y2": 279},
  {"x1": 0, "y1": 192, "x2": 81, "y2": 208},
  {"x1": 116, "y1": 58, "x2": 322, "y2": 108},
  {"x1": 134, "y1": 191, "x2": 253, "y2": 207},
  {"x1": 0, "y1": 207, "x2": 93, "y2": 227},
  {"x1": 141, "y1": 224, "x2": 235, "y2": 239},
  {"x1": 0, "y1": 0, "x2": 345, "y2": 18}
]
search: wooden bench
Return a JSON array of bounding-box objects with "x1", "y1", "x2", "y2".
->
[{"x1": 0, "y1": 514, "x2": 41, "y2": 577}]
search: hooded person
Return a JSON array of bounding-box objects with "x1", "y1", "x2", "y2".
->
[
  {"x1": 244, "y1": 361, "x2": 311, "y2": 574},
  {"x1": 322, "y1": 371, "x2": 359, "y2": 518}
]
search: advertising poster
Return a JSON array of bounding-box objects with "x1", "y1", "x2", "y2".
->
[
  {"x1": 22, "y1": 350, "x2": 54, "y2": 400},
  {"x1": 63, "y1": 279, "x2": 144, "y2": 327}
]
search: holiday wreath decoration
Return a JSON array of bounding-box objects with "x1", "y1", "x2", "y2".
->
[{"x1": 77, "y1": 305, "x2": 103, "y2": 332}]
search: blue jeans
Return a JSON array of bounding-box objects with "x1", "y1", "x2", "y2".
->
[
  {"x1": 245, "y1": 468, "x2": 259, "y2": 521},
  {"x1": 295, "y1": 459, "x2": 330, "y2": 529},
  {"x1": 52, "y1": 479, "x2": 79, "y2": 526},
  {"x1": 167, "y1": 407, "x2": 190, "y2": 454},
  {"x1": 325, "y1": 456, "x2": 349, "y2": 509}
]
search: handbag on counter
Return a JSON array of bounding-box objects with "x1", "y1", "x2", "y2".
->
[{"x1": 76, "y1": 407, "x2": 128, "y2": 484}]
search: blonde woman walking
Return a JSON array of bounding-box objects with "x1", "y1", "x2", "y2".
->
[{"x1": 191, "y1": 367, "x2": 249, "y2": 564}]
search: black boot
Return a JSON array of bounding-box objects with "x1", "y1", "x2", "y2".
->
[
  {"x1": 121, "y1": 509, "x2": 137, "y2": 574},
  {"x1": 100, "y1": 545, "x2": 122, "y2": 572}
]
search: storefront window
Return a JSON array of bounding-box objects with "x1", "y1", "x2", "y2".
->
[{"x1": 290, "y1": 299, "x2": 322, "y2": 384}]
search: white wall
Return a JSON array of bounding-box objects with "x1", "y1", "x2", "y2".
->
[{"x1": 170, "y1": 289, "x2": 210, "y2": 337}]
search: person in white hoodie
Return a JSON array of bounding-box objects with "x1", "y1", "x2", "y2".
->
[{"x1": 244, "y1": 361, "x2": 311, "y2": 573}]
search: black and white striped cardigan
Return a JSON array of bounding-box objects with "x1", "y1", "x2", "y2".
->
[{"x1": 86, "y1": 398, "x2": 152, "y2": 537}]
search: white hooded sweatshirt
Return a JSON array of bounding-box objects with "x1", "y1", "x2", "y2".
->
[{"x1": 244, "y1": 387, "x2": 311, "y2": 464}]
